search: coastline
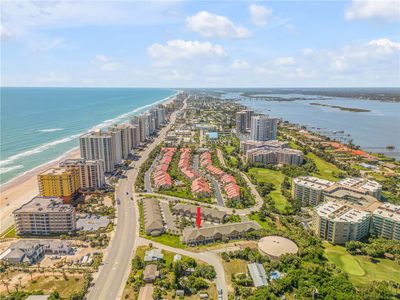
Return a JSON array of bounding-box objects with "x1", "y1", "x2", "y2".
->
[{"x1": 0, "y1": 92, "x2": 177, "y2": 233}]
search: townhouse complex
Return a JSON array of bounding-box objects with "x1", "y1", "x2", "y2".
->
[
  {"x1": 13, "y1": 197, "x2": 76, "y2": 235},
  {"x1": 294, "y1": 176, "x2": 400, "y2": 243}
]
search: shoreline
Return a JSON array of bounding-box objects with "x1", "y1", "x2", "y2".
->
[{"x1": 0, "y1": 93, "x2": 177, "y2": 233}]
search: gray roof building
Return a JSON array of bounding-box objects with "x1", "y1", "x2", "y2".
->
[
  {"x1": 248, "y1": 263, "x2": 268, "y2": 288},
  {"x1": 142, "y1": 198, "x2": 164, "y2": 236},
  {"x1": 181, "y1": 221, "x2": 261, "y2": 245},
  {"x1": 173, "y1": 203, "x2": 226, "y2": 223}
]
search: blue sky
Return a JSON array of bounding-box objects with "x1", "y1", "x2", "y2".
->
[{"x1": 1, "y1": 0, "x2": 399, "y2": 87}]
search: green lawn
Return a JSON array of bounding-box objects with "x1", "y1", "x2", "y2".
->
[
  {"x1": 324, "y1": 242, "x2": 400, "y2": 286},
  {"x1": 249, "y1": 213, "x2": 275, "y2": 230},
  {"x1": 146, "y1": 233, "x2": 186, "y2": 249},
  {"x1": 221, "y1": 258, "x2": 248, "y2": 293},
  {"x1": 248, "y1": 168, "x2": 292, "y2": 214},
  {"x1": 306, "y1": 153, "x2": 341, "y2": 182},
  {"x1": 0, "y1": 225, "x2": 17, "y2": 238}
]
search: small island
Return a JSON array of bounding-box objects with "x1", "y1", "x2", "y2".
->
[{"x1": 310, "y1": 102, "x2": 371, "y2": 112}]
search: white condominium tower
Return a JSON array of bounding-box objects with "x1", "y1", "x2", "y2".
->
[
  {"x1": 79, "y1": 130, "x2": 119, "y2": 172},
  {"x1": 250, "y1": 115, "x2": 279, "y2": 141},
  {"x1": 60, "y1": 158, "x2": 105, "y2": 190},
  {"x1": 109, "y1": 124, "x2": 134, "y2": 159}
]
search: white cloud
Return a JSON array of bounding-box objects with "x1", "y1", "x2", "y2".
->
[
  {"x1": 302, "y1": 48, "x2": 314, "y2": 55},
  {"x1": 0, "y1": 25, "x2": 14, "y2": 40},
  {"x1": 367, "y1": 38, "x2": 400, "y2": 53},
  {"x1": 274, "y1": 56, "x2": 296, "y2": 66},
  {"x1": 93, "y1": 55, "x2": 123, "y2": 72},
  {"x1": 148, "y1": 39, "x2": 226, "y2": 61},
  {"x1": 249, "y1": 4, "x2": 273, "y2": 26},
  {"x1": 186, "y1": 11, "x2": 251, "y2": 38},
  {"x1": 29, "y1": 38, "x2": 65, "y2": 52},
  {"x1": 345, "y1": 0, "x2": 400, "y2": 21},
  {"x1": 231, "y1": 59, "x2": 250, "y2": 69}
]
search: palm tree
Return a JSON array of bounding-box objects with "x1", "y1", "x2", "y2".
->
[
  {"x1": 17, "y1": 276, "x2": 23, "y2": 288},
  {"x1": 1, "y1": 279, "x2": 10, "y2": 294}
]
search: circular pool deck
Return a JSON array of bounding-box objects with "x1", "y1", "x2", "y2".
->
[{"x1": 258, "y1": 236, "x2": 298, "y2": 259}]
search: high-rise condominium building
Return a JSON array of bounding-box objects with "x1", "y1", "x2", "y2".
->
[
  {"x1": 109, "y1": 124, "x2": 134, "y2": 159},
  {"x1": 313, "y1": 201, "x2": 371, "y2": 244},
  {"x1": 293, "y1": 176, "x2": 335, "y2": 206},
  {"x1": 79, "y1": 130, "x2": 118, "y2": 172},
  {"x1": 38, "y1": 167, "x2": 80, "y2": 204},
  {"x1": 236, "y1": 111, "x2": 247, "y2": 133},
  {"x1": 250, "y1": 115, "x2": 279, "y2": 141},
  {"x1": 13, "y1": 197, "x2": 76, "y2": 235},
  {"x1": 60, "y1": 159, "x2": 105, "y2": 190},
  {"x1": 371, "y1": 203, "x2": 400, "y2": 240},
  {"x1": 243, "y1": 109, "x2": 254, "y2": 130}
]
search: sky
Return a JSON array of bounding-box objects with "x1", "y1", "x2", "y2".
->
[{"x1": 1, "y1": 0, "x2": 399, "y2": 88}]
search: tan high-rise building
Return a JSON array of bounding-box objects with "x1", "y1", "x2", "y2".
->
[
  {"x1": 38, "y1": 167, "x2": 80, "y2": 204},
  {"x1": 60, "y1": 159, "x2": 105, "y2": 190},
  {"x1": 13, "y1": 197, "x2": 76, "y2": 235}
]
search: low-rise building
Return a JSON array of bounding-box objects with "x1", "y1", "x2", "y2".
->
[
  {"x1": 143, "y1": 264, "x2": 160, "y2": 283},
  {"x1": 181, "y1": 221, "x2": 261, "y2": 246},
  {"x1": 313, "y1": 201, "x2": 371, "y2": 244},
  {"x1": 293, "y1": 176, "x2": 335, "y2": 206},
  {"x1": 240, "y1": 140, "x2": 288, "y2": 152},
  {"x1": 13, "y1": 197, "x2": 76, "y2": 235},
  {"x1": 0, "y1": 240, "x2": 73, "y2": 265},
  {"x1": 172, "y1": 203, "x2": 226, "y2": 223},
  {"x1": 191, "y1": 177, "x2": 212, "y2": 198},
  {"x1": 248, "y1": 263, "x2": 268, "y2": 288},
  {"x1": 144, "y1": 248, "x2": 164, "y2": 262},
  {"x1": 142, "y1": 198, "x2": 164, "y2": 236},
  {"x1": 153, "y1": 147, "x2": 176, "y2": 190},
  {"x1": 371, "y1": 203, "x2": 400, "y2": 240}
]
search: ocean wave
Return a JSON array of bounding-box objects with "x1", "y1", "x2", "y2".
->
[
  {"x1": 0, "y1": 133, "x2": 81, "y2": 167},
  {"x1": 0, "y1": 164, "x2": 24, "y2": 175},
  {"x1": 0, "y1": 93, "x2": 177, "y2": 170},
  {"x1": 38, "y1": 128, "x2": 64, "y2": 133}
]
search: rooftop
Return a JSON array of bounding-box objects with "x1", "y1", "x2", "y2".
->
[{"x1": 13, "y1": 197, "x2": 74, "y2": 214}]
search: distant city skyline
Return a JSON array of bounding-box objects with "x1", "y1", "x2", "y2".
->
[{"x1": 1, "y1": 0, "x2": 399, "y2": 87}]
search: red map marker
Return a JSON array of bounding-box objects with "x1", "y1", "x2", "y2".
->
[{"x1": 196, "y1": 206, "x2": 202, "y2": 229}]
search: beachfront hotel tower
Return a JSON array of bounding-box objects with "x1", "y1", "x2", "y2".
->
[
  {"x1": 250, "y1": 115, "x2": 279, "y2": 141},
  {"x1": 60, "y1": 158, "x2": 105, "y2": 190},
  {"x1": 37, "y1": 167, "x2": 80, "y2": 204},
  {"x1": 79, "y1": 130, "x2": 118, "y2": 172}
]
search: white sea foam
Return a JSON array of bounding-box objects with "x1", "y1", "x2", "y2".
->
[
  {"x1": 0, "y1": 164, "x2": 24, "y2": 175},
  {"x1": 38, "y1": 128, "x2": 64, "y2": 133},
  {"x1": 0, "y1": 92, "x2": 177, "y2": 177}
]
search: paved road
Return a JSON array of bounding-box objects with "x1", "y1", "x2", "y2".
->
[
  {"x1": 209, "y1": 176, "x2": 225, "y2": 207},
  {"x1": 144, "y1": 155, "x2": 159, "y2": 193},
  {"x1": 138, "y1": 238, "x2": 228, "y2": 300},
  {"x1": 216, "y1": 148, "x2": 227, "y2": 168},
  {"x1": 87, "y1": 100, "x2": 186, "y2": 300}
]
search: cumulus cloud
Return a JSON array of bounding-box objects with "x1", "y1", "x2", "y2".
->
[
  {"x1": 345, "y1": 0, "x2": 400, "y2": 21},
  {"x1": 148, "y1": 39, "x2": 226, "y2": 61},
  {"x1": 274, "y1": 56, "x2": 296, "y2": 66},
  {"x1": 302, "y1": 48, "x2": 314, "y2": 55},
  {"x1": 93, "y1": 55, "x2": 123, "y2": 71},
  {"x1": 249, "y1": 4, "x2": 273, "y2": 26},
  {"x1": 186, "y1": 11, "x2": 251, "y2": 38}
]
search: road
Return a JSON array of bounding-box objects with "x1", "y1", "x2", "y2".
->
[
  {"x1": 209, "y1": 176, "x2": 225, "y2": 207},
  {"x1": 144, "y1": 155, "x2": 158, "y2": 193},
  {"x1": 138, "y1": 238, "x2": 228, "y2": 300},
  {"x1": 216, "y1": 148, "x2": 227, "y2": 168},
  {"x1": 87, "y1": 100, "x2": 185, "y2": 300}
]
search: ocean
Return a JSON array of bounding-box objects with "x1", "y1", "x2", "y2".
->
[{"x1": 0, "y1": 87, "x2": 176, "y2": 185}]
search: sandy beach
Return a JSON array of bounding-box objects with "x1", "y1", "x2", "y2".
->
[{"x1": 0, "y1": 148, "x2": 81, "y2": 233}]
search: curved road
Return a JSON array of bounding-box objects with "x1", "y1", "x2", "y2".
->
[{"x1": 87, "y1": 100, "x2": 185, "y2": 300}]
